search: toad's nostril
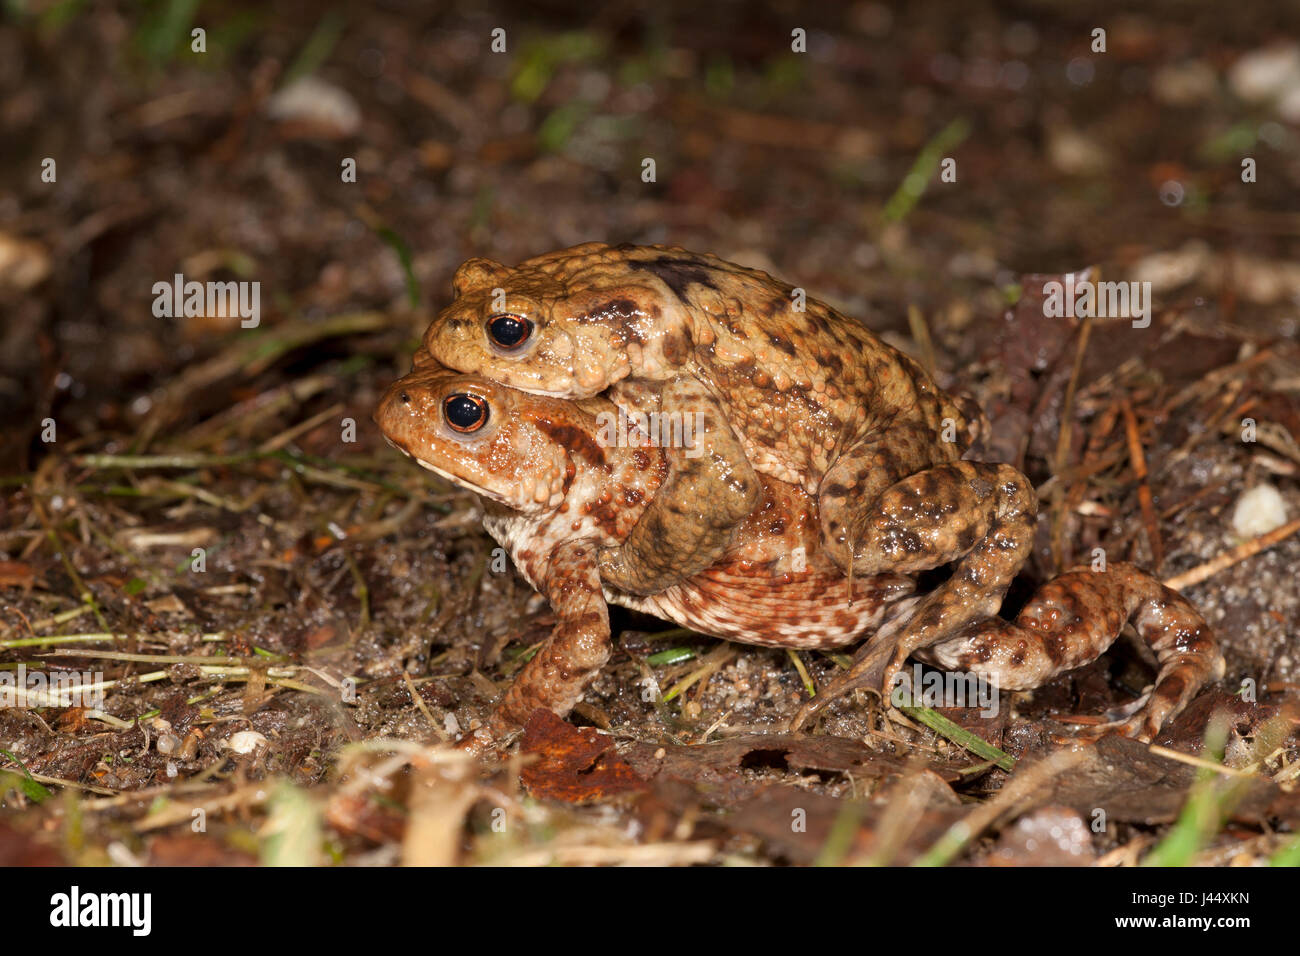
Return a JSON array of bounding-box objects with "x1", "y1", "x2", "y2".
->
[{"x1": 399, "y1": 391, "x2": 410, "y2": 404}]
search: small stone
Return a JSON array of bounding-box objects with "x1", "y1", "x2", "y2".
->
[
  {"x1": 1232, "y1": 484, "x2": 1288, "y2": 538},
  {"x1": 267, "y1": 76, "x2": 362, "y2": 137},
  {"x1": 1228, "y1": 44, "x2": 1300, "y2": 103},
  {"x1": 226, "y1": 730, "x2": 269, "y2": 754}
]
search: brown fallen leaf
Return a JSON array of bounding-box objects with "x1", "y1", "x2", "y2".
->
[
  {"x1": 1154, "y1": 688, "x2": 1282, "y2": 753},
  {"x1": 325, "y1": 791, "x2": 407, "y2": 844},
  {"x1": 1024, "y1": 735, "x2": 1279, "y2": 827},
  {"x1": 0, "y1": 560, "x2": 40, "y2": 591},
  {"x1": 623, "y1": 732, "x2": 968, "y2": 798},
  {"x1": 519, "y1": 709, "x2": 648, "y2": 804},
  {"x1": 725, "y1": 784, "x2": 967, "y2": 865},
  {"x1": 147, "y1": 833, "x2": 256, "y2": 867},
  {"x1": 0, "y1": 820, "x2": 63, "y2": 866}
]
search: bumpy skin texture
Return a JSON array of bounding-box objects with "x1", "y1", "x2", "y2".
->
[
  {"x1": 919, "y1": 563, "x2": 1222, "y2": 741},
  {"x1": 415, "y1": 242, "x2": 1045, "y2": 717},
  {"x1": 377, "y1": 365, "x2": 917, "y2": 748},
  {"x1": 375, "y1": 364, "x2": 1223, "y2": 749},
  {"x1": 596, "y1": 374, "x2": 762, "y2": 596},
  {"x1": 417, "y1": 242, "x2": 980, "y2": 595}
]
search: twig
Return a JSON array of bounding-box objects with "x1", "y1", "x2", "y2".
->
[
  {"x1": 402, "y1": 671, "x2": 447, "y2": 741},
  {"x1": 906, "y1": 305, "x2": 936, "y2": 377},
  {"x1": 45, "y1": 648, "x2": 288, "y2": 666},
  {"x1": 1051, "y1": 315, "x2": 1093, "y2": 569},
  {"x1": 1147, "y1": 744, "x2": 1258, "y2": 778},
  {"x1": 662, "y1": 644, "x2": 736, "y2": 703},
  {"x1": 258, "y1": 401, "x2": 345, "y2": 453},
  {"x1": 0, "y1": 633, "x2": 131, "y2": 650},
  {"x1": 1163, "y1": 517, "x2": 1300, "y2": 590},
  {"x1": 1120, "y1": 397, "x2": 1164, "y2": 571},
  {"x1": 913, "y1": 748, "x2": 1087, "y2": 866},
  {"x1": 0, "y1": 764, "x2": 117, "y2": 796}
]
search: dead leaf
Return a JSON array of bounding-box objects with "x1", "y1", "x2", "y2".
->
[
  {"x1": 519, "y1": 709, "x2": 648, "y2": 803},
  {"x1": 147, "y1": 833, "x2": 256, "y2": 866},
  {"x1": 0, "y1": 820, "x2": 63, "y2": 865}
]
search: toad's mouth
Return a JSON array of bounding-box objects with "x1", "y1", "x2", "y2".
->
[{"x1": 381, "y1": 435, "x2": 517, "y2": 508}]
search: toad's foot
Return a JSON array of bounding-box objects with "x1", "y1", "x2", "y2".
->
[
  {"x1": 599, "y1": 376, "x2": 760, "y2": 596},
  {"x1": 788, "y1": 606, "x2": 912, "y2": 731},
  {"x1": 920, "y1": 563, "x2": 1223, "y2": 742}
]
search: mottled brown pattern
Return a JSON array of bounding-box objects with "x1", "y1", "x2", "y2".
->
[
  {"x1": 376, "y1": 364, "x2": 925, "y2": 746},
  {"x1": 532, "y1": 416, "x2": 607, "y2": 469},
  {"x1": 920, "y1": 563, "x2": 1224, "y2": 742},
  {"x1": 598, "y1": 375, "x2": 761, "y2": 595},
  {"x1": 419, "y1": 243, "x2": 974, "y2": 592},
  {"x1": 384, "y1": 245, "x2": 1224, "y2": 749}
]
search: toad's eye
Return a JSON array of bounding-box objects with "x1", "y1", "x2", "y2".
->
[
  {"x1": 487, "y1": 313, "x2": 531, "y2": 349},
  {"x1": 443, "y1": 394, "x2": 489, "y2": 433}
]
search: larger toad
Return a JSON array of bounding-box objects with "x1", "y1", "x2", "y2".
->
[{"x1": 375, "y1": 364, "x2": 1222, "y2": 750}]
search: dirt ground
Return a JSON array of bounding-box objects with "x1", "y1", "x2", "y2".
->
[{"x1": 2, "y1": 1, "x2": 1299, "y2": 866}]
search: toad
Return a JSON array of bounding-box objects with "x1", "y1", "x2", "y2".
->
[
  {"x1": 413, "y1": 242, "x2": 1057, "y2": 714},
  {"x1": 375, "y1": 364, "x2": 1221, "y2": 749}
]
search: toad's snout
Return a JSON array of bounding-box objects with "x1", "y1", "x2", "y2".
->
[{"x1": 374, "y1": 374, "x2": 443, "y2": 455}]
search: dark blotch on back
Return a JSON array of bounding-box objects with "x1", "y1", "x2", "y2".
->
[
  {"x1": 662, "y1": 330, "x2": 688, "y2": 364},
  {"x1": 581, "y1": 299, "x2": 645, "y2": 342},
  {"x1": 583, "y1": 298, "x2": 640, "y2": 322},
  {"x1": 630, "y1": 256, "x2": 718, "y2": 303},
  {"x1": 533, "y1": 417, "x2": 607, "y2": 469},
  {"x1": 769, "y1": 333, "x2": 796, "y2": 357}
]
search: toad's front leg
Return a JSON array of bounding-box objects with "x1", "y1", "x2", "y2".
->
[
  {"x1": 459, "y1": 540, "x2": 612, "y2": 753},
  {"x1": 598, "y1": 375, "x2": 760, "y2": 596},
  {"x1": 793, "y1": 456, "x2": 1037, "y2": 730},
  {"x1": 919, "y1": 562, "x2": 1223, "y2": 742}
]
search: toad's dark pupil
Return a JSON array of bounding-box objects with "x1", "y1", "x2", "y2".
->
[
  {"x1": 488, "y1": 314, "x2": 530, "y2": 348},
  {"x1": 444, "y1": 394, "x2": 488, "y2": 432}
]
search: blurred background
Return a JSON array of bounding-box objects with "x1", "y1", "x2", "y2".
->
[{"x1": 4, "y1": 0, "x2": 1300, "y2": 457}]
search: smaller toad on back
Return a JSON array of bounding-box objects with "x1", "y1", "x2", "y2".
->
[{"x1": 376, "y1": 363, "x2": 1222, "y2": 751}]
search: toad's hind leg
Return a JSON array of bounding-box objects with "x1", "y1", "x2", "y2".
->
[
  {"x1": 792, "y1": 458, "x2": 1036, "y2": 730},
  {"x1": 919, "y1": 562, "x2": 1223, "y2": 742}
]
